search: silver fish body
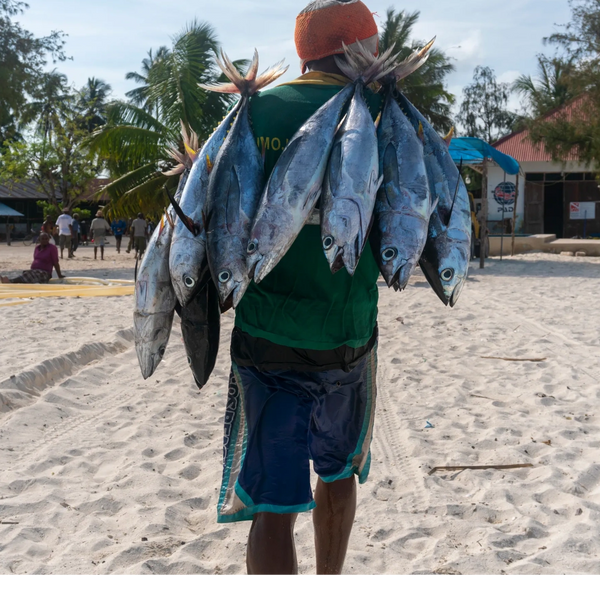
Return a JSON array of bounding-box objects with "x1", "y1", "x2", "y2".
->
[
  {"x1": 371, "y1": 90, "x2": 430, "y2": 290},
  {"x1": 247, "y1": 84, "x2": 355, "y2": 283},
  {"x1": 206, "y1": 96, "x2": 264, "y2": 307},
  {"x1": 134, "y1": 209, "x2": 177, "y2": 379},
  {"x1": 320, "y1": 83, "x2": 382, "y2": 275},
  {"x1": 396, "y1": 93, "x2": 471, "y2": 306},
  {"x1": 169, "y1": 105, "x2": 239, "y2": 306}
]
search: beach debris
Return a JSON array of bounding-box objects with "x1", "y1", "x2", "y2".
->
[
  {"x1": 480, "y1": 356, "x2": 547, "y2": 363},
  {"x1": 428, "y1": 463, "x2": 534, "y2": 476},
  {"x1": 396, "y1": 316, "x2": 405, "y2": 324},
  {"x1": 541, "y1": 440, "x2": 552, "y2": 446},
  {"x1": 1, "y1": 521, "x2": 19, "y2": 525},
  {"x1": 202, "y1": 50, "x2": 288, "y2": 307},
  {"x1": 425, "y1": 421, "x2": 435, "y2": 429}
]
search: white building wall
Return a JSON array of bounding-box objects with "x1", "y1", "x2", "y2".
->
[{"x1": 486, "y1": 160, "x2": 590, "y2": 232}]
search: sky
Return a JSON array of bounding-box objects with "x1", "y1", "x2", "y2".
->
[{"x1": 18, "y1": 0, "x2": 573, "y2": 113}]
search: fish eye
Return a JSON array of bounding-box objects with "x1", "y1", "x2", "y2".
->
[
  {"x1": 183, "y1": 275, "x2": 196, "y2": 289},
  {"x1": 158, "y1": 346, "x2": 166, "y2": 357},
  {"x1": 382, "y1": 248, "x2": 397, "y2": 262},
  {"x1": 247, "y1": 240, "x2": 257, "y2": 255},
  {"x1": 440, "y1": 268, "x2": 454, "y2": 282},
  {"x1": 218, "y1": 270, "x2": 232, "y2": 284},
  {"x1": 323, "y1": 236, "x2": 334, "y2": 250},
  {"x1": 187, "y1": 356, "x2": 192, "y2": 365}
]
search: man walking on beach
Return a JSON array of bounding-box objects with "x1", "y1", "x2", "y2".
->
[
  {"x1": 219, "y1": 0, "x2": 381, "y2": 575},
  {"x1": 90, "y1": 210, "x2": 111, "y2": 260},
  {"x1": 1, "y1": 232, "x2": 64, "y2": 284},
  {"x1": 131, "y1": 213, "x2": 148, "y2": 259},
  {"x1": 55, "y1": 208, "x2": 74, "y2": 259},
  {"x1": 111, "y1": 217, "x2": 127, "y2": 253}
]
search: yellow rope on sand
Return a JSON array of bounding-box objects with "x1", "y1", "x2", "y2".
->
[{"x1": 0, "y1": 284, "x2": 134, "y2": 299}]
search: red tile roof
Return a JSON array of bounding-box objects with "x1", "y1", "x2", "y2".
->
[{"x1": 493, "y1": 96, "x2": 587, "y2": 163}]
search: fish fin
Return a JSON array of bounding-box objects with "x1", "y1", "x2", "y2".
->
[
  {"x1": 252, "y1": 60, "x2": 289, "y2": 94},
  {"x1": 327, "y1": 140, "x2": 343, "y2": 197},
  {"x1": 343, "y1": 238, "x2": 358, "y2": 275},
  {"x1": 418, "y1": 122, "x2": 425, "y2": 142},
  {"x1": 200, "y1": 49, "x2": 288, "y2": 96},
  {"x1": 225, "y1": 166, "x2": 241, "y2": 232},
  {"x1": 266, "y1": 136, "x2": 303, "y2": 199},
  {"x1": 245, "y1": 49, "x2": 259, "y2": 82},
  {"x1": 382, "y1": 142, "x2": 399, "y2": 206},
  {"x1": 180, "y1": 121, "x2": 199, "y2": 156},
  {"x1": 164, "y1": 208, "x2": 175, "y2": 229},
  {"x1": 391, "y1": 38, "x2": 435, "y2": 82},
  {"x1": 206, "y1": 153, "x2": 214, "y2": 174},
  {"x1": 443, "y1": 127, "x2": 454, "y2": 148},
  {"x1": 419, "y1": 253, "x2": 449, "y2": 307},
  {"x1": 163, "y1": 163, "x2": 185, "y2": 177}
]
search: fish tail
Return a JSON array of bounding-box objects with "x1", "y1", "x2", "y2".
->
[
  {"x1": 335, "y1": 41, "x2": 401, "y2": 85},
  {"x1": 252, "y1": 60, "x2": 289, "y2": 94},
  {"x1": 180, "y1": 120, "x2": 199, "y2": 158},
  {"x1": 199, "y1": 49, "x2": 288, "y2": 96},
  {"x1": 392, "y1": 37, "x2": 435, "y2": 82}
]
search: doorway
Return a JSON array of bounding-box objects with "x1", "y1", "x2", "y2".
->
[{"x1": 544, "y1": 180, "x2": 564, "y2": 237}]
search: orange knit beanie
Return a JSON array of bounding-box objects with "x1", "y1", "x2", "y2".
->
[{"x1": 295, "y1": 0, "x2": 379, "y2": 73}]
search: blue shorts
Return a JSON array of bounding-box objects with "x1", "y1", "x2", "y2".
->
[{"x1": 217, "y1": 346, "x2": 377, "y2": 523}]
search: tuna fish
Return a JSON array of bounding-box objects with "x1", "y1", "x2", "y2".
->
[
  {"x1": 169, "y1": 95, "x2": 240, "y2": 307},
  {"x1": 371, "y1": 41, "x2": 435, "y2": 290},
  {"x1": 246, "y1": 85, "x2": 354, "y2": 284},
  {"x1": 396, "y1": 93, "x2": 472, "y2": 307},
  {"x1": 178, "y1": 278, "x2": 221, "y2": 390},
  {"x1": 320, "y1": 42, "x2": 406, "y2": 275},
  {"x1": 134, "y1": 129, "x2": 196, "y2": 379},
  {"x1": 200, "y1": 51, "x2": 288, "y2": 307}
]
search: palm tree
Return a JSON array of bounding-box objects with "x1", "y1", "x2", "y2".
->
[
  {"x1": 125, "y1": 46, "x2": 170, "y2": 115},
  {"x1": 77, "y1": 77, "x2": 113, "y2": 132},
  {"x1": 89, "y1": 21, "x2": 247, "y2": 218},
  {"x1": 512, "y1": 55, "x2": 575, "y2": 117},
  {"x1": 379, "y1": 8, "x2": 456, "y2": 133},
  {"x1": 20, "y1": 70, "x2": 71, "y2": 144}
]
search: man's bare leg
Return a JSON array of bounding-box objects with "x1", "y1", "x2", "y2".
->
[
  {"x1": 313, "y1": 475, "x2": 357, "y2": 575},
  {"x1": 247, "y1": 513, "x2": 298, "y2": 574}
]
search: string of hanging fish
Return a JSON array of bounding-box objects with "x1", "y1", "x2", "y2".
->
[{"x1": 133, "y1": 40, "x2": 472, "y2": 384}]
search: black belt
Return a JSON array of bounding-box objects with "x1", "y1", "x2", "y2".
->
[{"x1": 230, "y1": 324, "x2": 378, "y2": 373}]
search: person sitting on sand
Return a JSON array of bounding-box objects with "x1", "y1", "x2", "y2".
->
[
  {"x1": 1, "y1": 232, "x2": 64, "y2": 284},
  {"x1": 90, "y1": 210, "x2": 112, "y2": 261}
]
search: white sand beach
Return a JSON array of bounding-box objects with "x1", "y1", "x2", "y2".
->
[{"x1": 1, "y1": 244, "x2": 599, "y2": 575}]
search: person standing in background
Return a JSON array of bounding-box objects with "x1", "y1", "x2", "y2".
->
[
  {"x1": 80, "y1": 220, "x2": 89, "y2": 246},
  {"x1": 55, "y1": 208, "x2": 74, "y2": 259},
  {"x1": 131, "y1": 213, "x2": 148, "y2": 259},
  {"x1": 90, "y1": 210, "x2": 111, "y2": 260},
  {"x1": 111, "y1": 217, "x2": 127, "y2": 253},
  {"x1": 125, "y1": 217, "x2": 134, "y2": 254},
  {"x1": 71, "y1": 214, "x2": 81, "y2": 255}
]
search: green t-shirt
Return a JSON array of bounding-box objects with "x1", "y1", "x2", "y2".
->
[{"x1": 234, "y1": 72, "x2": 383, "y2": 350}]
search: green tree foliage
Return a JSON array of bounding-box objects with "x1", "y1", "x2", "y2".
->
[
  {"x1": 456, "y1": 66, "x2": 515, "y2": 143},
  {"x1": 77, "y1": 77, "x2": 113, "y2": 133},
  {"x1": 378, "y1": 8, "x2": 455, "y2": 133},
  {"x1": 512, "y1": 55, "x2": 576, "y2": 117},
  {"x1": 90, "y1": 21, "x2": 247, "y2": 219},
  {"x1": 526, "y1": 0, "x2": 600, "y2": 165},
  {"x1": 0, "y1": 72, "x2": 102, "y2": 212},
  {"x1": 0, "y1": 0, "x2": 67, "y2": 145}
]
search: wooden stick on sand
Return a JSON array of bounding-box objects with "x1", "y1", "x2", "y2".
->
[
  {"x1": 480, "y1": 356, "x2": 547, "y2": 363},
  {"x1": 429, "y1": 464, "x2": 534, "y2": 476}
]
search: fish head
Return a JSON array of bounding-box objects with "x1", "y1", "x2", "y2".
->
[
  {"x1": 420, "y1": 237, "x2": 469, "y2": 307},
  {"x1": 247, "y1": 204, "x2": 295, "y2": 283},
  {"x1": 375, "y1": 211, "x2": 428, "y2": 291},
  {"x1": 134, "y1": 312, "x2": 171, "y2": 380},
  {"x1": 213, "y1": 255, "x2": 252, "y2": 308},
  {"x1": 169, "y1": 237, "x2": 208, "y2": 306},
  {"x1": 321, "y1": 198, "x2": 362, "y2": 274}
]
